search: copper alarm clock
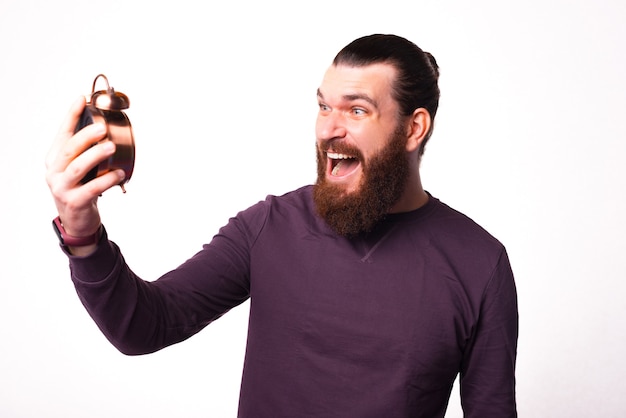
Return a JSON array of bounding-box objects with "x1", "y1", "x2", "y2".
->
[{"x1": 76, "y1": 74, "x2": 135, "y2": 192}]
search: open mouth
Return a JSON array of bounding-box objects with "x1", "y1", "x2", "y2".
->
[{"x1": 328, "y1": 151, "x2": 360, "y2": 177}]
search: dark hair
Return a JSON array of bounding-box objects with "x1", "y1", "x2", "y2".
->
[{"x1": 333, "y1": 34, "x2": 440, "y2": 155}]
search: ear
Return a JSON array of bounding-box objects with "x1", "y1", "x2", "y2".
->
[{"x1": 405, "y1": 108, "x2": 432, "y2": 153}]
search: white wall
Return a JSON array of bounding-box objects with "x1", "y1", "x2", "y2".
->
[{"x1": 1, "y1": 0, "x2": 625, "y2": 416}]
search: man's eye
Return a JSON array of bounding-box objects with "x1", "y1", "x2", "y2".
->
[
  {"x1": 319, "y1": 103, "x2": 330, "y2": 112},
  {"x1": 352, "y1": 108, "x2": 366, "y2": 116}
]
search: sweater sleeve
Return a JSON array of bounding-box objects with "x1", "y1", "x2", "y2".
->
[
  {"x1": 459, "y1": 248, "x2": 519, "y2": 417},
  {"x1": 67, "y1": 203, "x2": 266, "y2": 355}
]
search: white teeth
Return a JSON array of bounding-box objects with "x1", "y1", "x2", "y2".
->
[{"x1": 327, "y1": 152, "x2": 352, "y2": 160}]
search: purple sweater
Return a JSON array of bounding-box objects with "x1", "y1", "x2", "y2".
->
[{"x1": 68, "y1": 186, "x2": 518, "y2": 417}]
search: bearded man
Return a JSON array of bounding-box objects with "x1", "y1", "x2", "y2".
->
[{"x1": 46, "y1": 34, "x2": 518, "y2": 417}]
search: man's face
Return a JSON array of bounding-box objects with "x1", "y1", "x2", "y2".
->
[{"x1": 313, "y1": 63, "x2": 410, "y2": 236}]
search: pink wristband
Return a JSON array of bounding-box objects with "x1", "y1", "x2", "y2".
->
[{"x1": 52, "y1": 216, "x2": 102, "y2": 247}]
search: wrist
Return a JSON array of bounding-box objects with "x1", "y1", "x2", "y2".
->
[{"x1": 52, "y1": 216, "x2": 103, "y2": 247}]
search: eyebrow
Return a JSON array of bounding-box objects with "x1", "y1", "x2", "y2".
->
[{"x1": 317, "y1": 88, "x2": 379, "y2": 110}]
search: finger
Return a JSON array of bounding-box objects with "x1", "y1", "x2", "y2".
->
[
  {"x1": 56, "y1": 169, "x2": 125, "y2": 211},
  {"x1": 57, "y1": 96, "x2": 86, "y2": 137},
  {"x1": 46, "y1": 97, "x2": 88, "y2": 169},
  {"x1": 81, "y1": 169, "x2": 127, "y2": 197},
  {"x1": 61, "y1": 139, "x2": 116, "y2": 187},
  {"x1": 46, "y1": 140, "x2": 111, "y2": 201},
  {"x1": 48, "y1": 122, "x2": 108, "y2": 173},
  {"x1": 49, "y1": 166, "x2": 124, "y2": 214}
]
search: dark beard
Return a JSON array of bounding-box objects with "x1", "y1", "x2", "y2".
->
[{"x1": 313, "y1": 125, "x2": 410, "y2": 237}]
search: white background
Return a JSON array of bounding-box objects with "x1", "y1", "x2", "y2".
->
[{"x1": 1, "y1": 0, "x2": 625, "y2": 416}]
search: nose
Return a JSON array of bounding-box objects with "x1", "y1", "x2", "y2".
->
[{"x1": 316, "y1": 110, "x2": 347, "y2": 142}]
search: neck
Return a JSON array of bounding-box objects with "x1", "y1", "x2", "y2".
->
[{"x1": 389, "y1": 169, "x2": 428, "y2": 213}]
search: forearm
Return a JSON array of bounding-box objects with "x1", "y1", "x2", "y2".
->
[
  {"x1": 67, "y1": 230, "x2": 156, "y2": 354},
  {"x1": 67, "y1": 225, "x2": 251, "y2": 355},
  {"x1": 66, "y1": 229, "x2": 193, "y2": 354}
]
